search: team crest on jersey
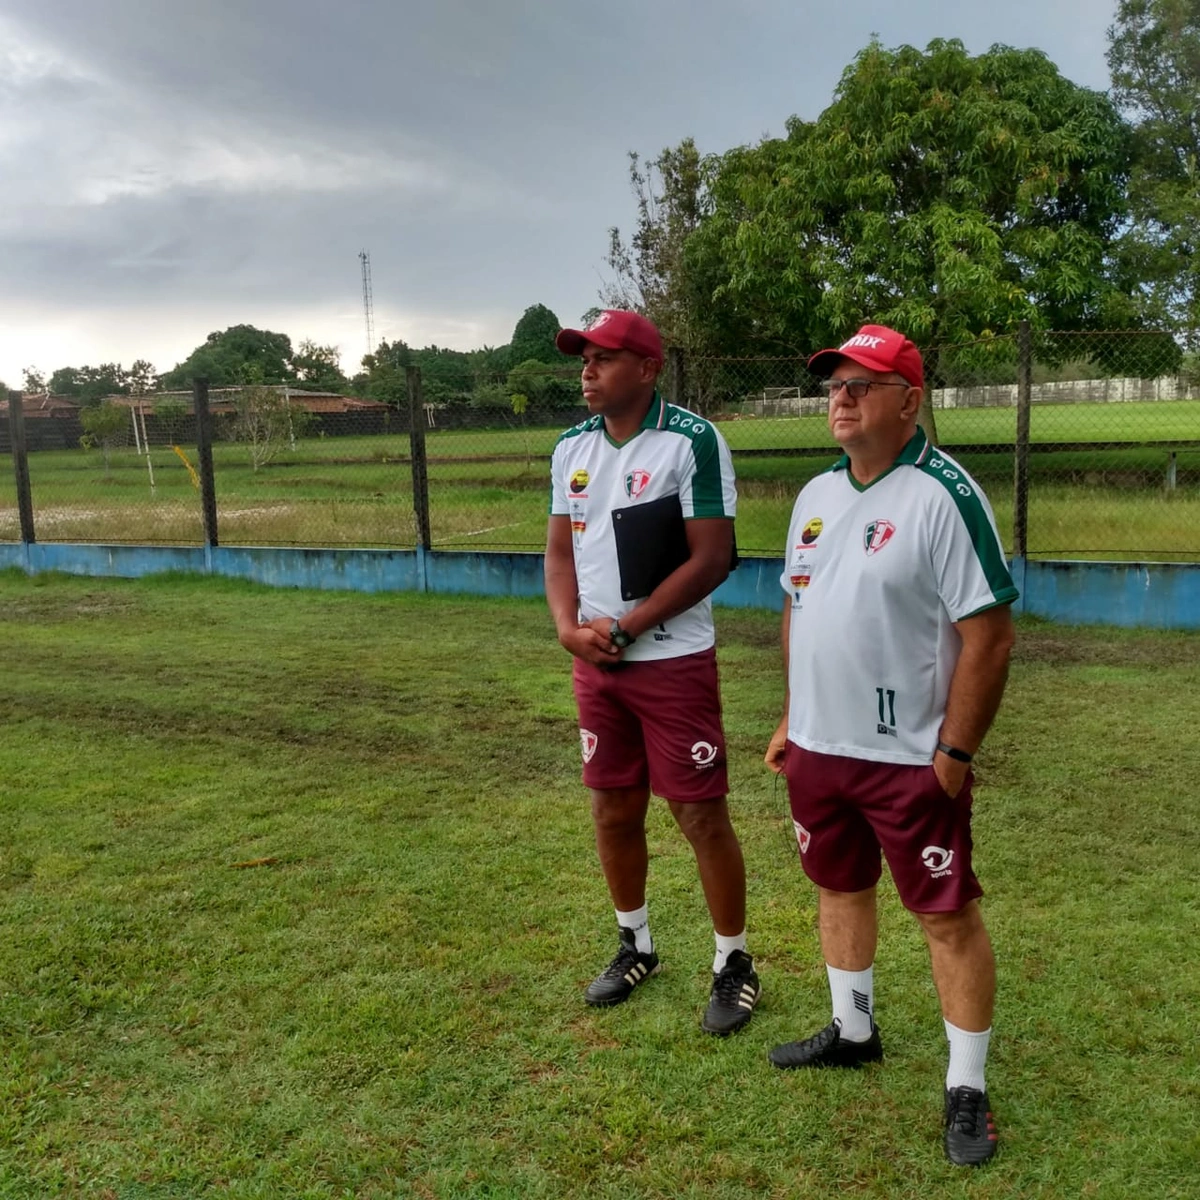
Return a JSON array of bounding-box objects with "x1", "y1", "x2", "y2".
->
[
  {"x1": 863, "y1": 519, "x2": 896, "y2": 556},
  {"x1": 580, "y1": 729, "x2": 598, "y2": 763},
  {"x1": 790, "y1": 573, "x2": 811, "y2": 589},
  {"x1": 569, "y1": 469, "x2": 589, "y2": 494},
  {"x1": 625, "y1": 469, "x2": 651, "y2": 498},
  {"x1": 801, "y1": 517, "x2": 824, "y2": 545}
]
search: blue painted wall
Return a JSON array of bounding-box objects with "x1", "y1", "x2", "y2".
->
[{"x1": 1, "y1": 542, "x2": 1198, "y2": 629}]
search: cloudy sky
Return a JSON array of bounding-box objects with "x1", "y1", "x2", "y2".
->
[{"x1": 2, "y1": 0, "x2": 1118, "y2": 387}]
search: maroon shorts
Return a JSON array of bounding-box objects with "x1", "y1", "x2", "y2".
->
[
  {"x1": 783, "y1": 743, "x2": 982, "y2": 913},
  {"x1": 571, "y1": 648, "x2": 728, "y2": 803}
]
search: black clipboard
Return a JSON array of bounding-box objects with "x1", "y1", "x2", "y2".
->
[{"x1": 611, "y1": 494, "x2": 738, "y2": 602}]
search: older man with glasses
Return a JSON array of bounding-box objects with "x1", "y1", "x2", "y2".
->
[{"x1": 763, "y1": 324, "x2": 1018, "y2": 1167}]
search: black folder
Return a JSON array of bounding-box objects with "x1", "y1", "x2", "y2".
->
[{"x1": 611, "y1": 494, "x2": 737, "y2": 602}]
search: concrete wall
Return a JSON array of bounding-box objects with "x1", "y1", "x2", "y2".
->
[{"x1": 1, "y1": 542, "x2": 1198, "y2": 630}]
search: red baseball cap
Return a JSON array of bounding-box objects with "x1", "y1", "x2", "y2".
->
[
  {"x1": 555, "y1": 310, "x2": 664, "y2": 363},
  {"x1": 808, "y1": 323, "x2": 924, "y2": 392}
]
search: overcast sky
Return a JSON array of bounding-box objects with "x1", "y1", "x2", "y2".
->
[{"x1": 1, "y1": 0, "x2": 1118, "y2": 387}]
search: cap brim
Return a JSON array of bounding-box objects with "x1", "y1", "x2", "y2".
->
[
  {"x1": 807, "y1": 347, "x2": 891, "y2": 377},
  {"x1": 555, "y1": 327, "x2": 631, "y2": 356}
]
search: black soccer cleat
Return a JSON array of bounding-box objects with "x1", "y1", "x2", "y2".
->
[
  {"x1": 701, "y1": 949, "x2": 761, "y2": 1035},
  {"x1": 768, "y1": 1018, "x2": 883, "y2": 1069},
  {"x1": 584, "y1": 926, "x2": 661, "y2": 1007},
  {"x1": 943, "y1": 1086, "x2": 998, "y2": 1166}
]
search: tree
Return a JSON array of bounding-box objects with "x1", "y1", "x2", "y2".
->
[
  {"x1": 677, "y1": 39, "x2": 1136, "y2": 435},
  {"x1": 22, "y1": 368, "x2": 47, "y2": 393},
  {"x1": 292, "y1": 340, "x2": 348, "y2": 392},
  {"x1": 604, "y1": 140, "x2": 721, "y2": 351},
  {"x1": 50, "y1": 363, "x2": 137, "y2": 402},
  {"x1": 229, "y1": 386, "x2": 315, "y2": 471},
  {"x1": 508, "y1": 304, "x2": 562, "y2": 366},
  {"x1": 79, "y1": 401, "x2": 131, "y2": 473},
  {"x1": 159, "y1": 325, "x2": 295, "y2": 389},
  {"x1": 1108, "y1": 0, "x2": 1200, "y2": 344},
  {"x1": 352, "y1": 338, "x2": 413, "y2": 406}
]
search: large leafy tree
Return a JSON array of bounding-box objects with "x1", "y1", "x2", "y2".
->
[
  {"x1": 508, "y1": 304, "x2": 562, "y2": 366},
  {"x1": 695, "y1": 39, "x2": 1133, "y2": 365},
  {"x1": 1108, "y1": 0, "x2": 1200, "y2": 343},
  {"x1": 159, "y1": 325, "x2": 296, "y2": 389}
]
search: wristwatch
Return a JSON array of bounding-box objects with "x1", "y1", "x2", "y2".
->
[
  {"x1": 936, "y1": 741, "x2": 973, "y2": 764},
  {"x1": 610, "y1": 620, "x2": 636, "y2": 648}
]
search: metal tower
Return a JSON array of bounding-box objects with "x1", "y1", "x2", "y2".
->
[{"x1": 358, "y1": 250, "x2": 376, "y2": 359}]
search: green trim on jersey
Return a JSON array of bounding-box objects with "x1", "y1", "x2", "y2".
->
[
  {"x1": 917, "y1": 442, "x2": 1017, "y2": 602},
  {"x1": 656, "y1": 398, "x2": 729, "y2": 517},
  {"x1": 830, "y1": 428, "x2": 934, "y2": 491}
]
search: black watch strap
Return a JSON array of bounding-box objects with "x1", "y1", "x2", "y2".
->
[{"x1": 936, "y1": 741, "x2": 973, "y2": 764}]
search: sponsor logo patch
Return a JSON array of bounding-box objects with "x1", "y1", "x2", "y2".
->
[
  {"x1": 569, "y1": 469, "x2": 589, "y2": 494},
  {"x1": 921, "y1": 845, "x2": 954, "y2": 878},
  {"x1": 863, "y1": 519, "x2": 896, "y2": 556},
  {"x1": 691, "y1": 740, "x2": 718, "y2": 768},
  {"x1": 790, "y1": 573, "x2": 811, "y2": 589},
  {"x1": 625, "y1": 469, "x2": 651, "y2": 499},
  {"x1": 580, "y1": 729, "x2": 598, "y2": 764},
  {"x1": 801, "y1": 517, "x2": 824, "y2": 545}
]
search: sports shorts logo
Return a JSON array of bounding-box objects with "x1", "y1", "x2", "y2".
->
[
  {"x1": 793, "y1": 820, "x2": 811, "y2": 854},
  {"x1": 864, "y1": 519, "x2": 896, "y2": 555},
  {"x1": 625, "y1": 469, "x2": 651, "y2": 499},
  {"x1": 922, "y1": 845, "x2": 954, "y2": 878},
  {"x1": 691, "y1": 740, "x2": 718, "y2": 767},
  {"x1": 801, "y1": 517, "x2": 823, "y2": 545},
  {"x1": 580, "y1": 729, "x2": 598, "y2": 764},
  {"x1": 569, "y1": 469, "x2": 589, "y2": 494}
]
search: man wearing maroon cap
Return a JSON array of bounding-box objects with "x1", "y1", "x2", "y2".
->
[
  {"x1": 764, "y1": 323, "x2": 1018, "y2": 1166},
  {"x1": 545, "y1": 309, "x2": 760, "y2": 1035}
]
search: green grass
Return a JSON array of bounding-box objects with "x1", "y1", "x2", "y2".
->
[
  {"x1": 2, "y1": 400, "x2": 1199, "y2": 558},
  {"x1": 0, "y1": 572, "x2": 1197, "y2": 1197}
]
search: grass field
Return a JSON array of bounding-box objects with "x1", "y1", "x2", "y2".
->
[
  {"x1": 2, "y1": 401, "x2": 1198, "y2": 558},
  {"x1": 1, "y1": 572, "x2": 1198, "y2": 1198}
]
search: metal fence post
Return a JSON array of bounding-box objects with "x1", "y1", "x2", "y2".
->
[
  {"x1": 1012, "y1": 320, "x2": 1032, "y2": 559},
  {"x1": 7, "y1": 390, "x2": 36, "y2": 544},
  {"x1": 667, "y1": 347, "x2": 685, "y2": 409},
  {"x1": 406, "y1": 366, "x2": 432, "y2": 551},
  {"x1": 193, "y1": 378, "x2": 219, "y2": 547}
]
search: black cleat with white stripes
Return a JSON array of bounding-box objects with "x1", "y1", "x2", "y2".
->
[
  {"x1": 584, "y1": 926, "x2": 661, "y2": 1006},
  {"x1": 701, "y1": 949, "x2": 761, "y2": 1035}
]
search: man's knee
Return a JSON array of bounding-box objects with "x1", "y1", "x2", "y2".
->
[
  {"x1": 915, "y1": 900, "x2": 988, "y2": 948},
  {"x1": 669, "y1": 796, "x2": 733, "y2": 846},
  {"x1": 591, "y1": 787, "x2": 649, "y2": 833}
]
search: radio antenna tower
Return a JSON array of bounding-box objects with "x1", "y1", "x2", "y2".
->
[{"x1": 358, "y1": 250, "x2": 376, "y2": 359}]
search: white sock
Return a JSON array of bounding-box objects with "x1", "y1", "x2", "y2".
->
[
  {"x1": 944, "y1": 1020, "x2": 990, "y2": 1092},
  {"x1": 615, "y1": 905, "x2": 652, "y2": 954},
  {"x1": 713, "y1": 930, "x2": 747, "y2": 973},
  {"x1": 827, "y1": 964, "x2": 874, "y2": 1042}
]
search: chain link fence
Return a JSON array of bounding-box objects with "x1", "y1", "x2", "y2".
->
[{"x1": 3, "y1": 328, "x2": 1197, "y2": 561}]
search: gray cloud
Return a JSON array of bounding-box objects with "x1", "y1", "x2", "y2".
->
[{"x1": 1, "y1": 0, "x2": 1117, "y2": 384}]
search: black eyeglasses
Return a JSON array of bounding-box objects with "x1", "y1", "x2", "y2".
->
[{"x1": 820, "y1": 379, "x2": 911, "y2": 400}]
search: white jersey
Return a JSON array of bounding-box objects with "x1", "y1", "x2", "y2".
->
[
  {"x1": 780, "y1": 429, "x2": 1018, "y2": 765},
  {"x1": 550, "y1": 393, "x2": 737, "y2": 662}
]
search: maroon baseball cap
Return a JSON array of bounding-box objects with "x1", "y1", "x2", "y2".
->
[
  {"x1": 555, "y1": 310, "x2": 664, "y2": 363},
  {"x1": 808, "y1": 323, "x2": 924, "y2": 392}
]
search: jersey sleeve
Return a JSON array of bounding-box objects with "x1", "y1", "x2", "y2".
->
[
  {"x1": 548, "y1": 441, "x2": 569, "y2": 516},
  {"x1": 679, "y1": 423, "x2": 737, "y2": 519},
  {"x1": 926, "y1": 472, "x2": 1019, "y2": 620}
]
